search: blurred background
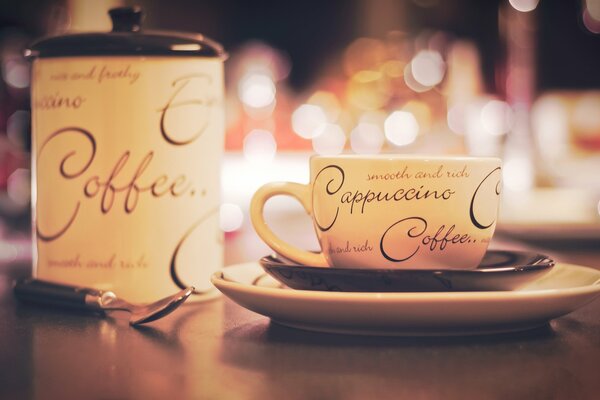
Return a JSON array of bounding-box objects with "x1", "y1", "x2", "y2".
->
[{"x1": 0, "y1": 0, "x2": 599, "y2": 262}]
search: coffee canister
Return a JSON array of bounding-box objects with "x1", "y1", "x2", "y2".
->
[{"x1": 27, "y1": 7, "x2": 226, "y2": 302}]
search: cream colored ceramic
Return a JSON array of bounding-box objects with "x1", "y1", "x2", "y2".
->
[
  {"x1": 211, "y1": 262, "x2": 600, "y2": 336},
  {"x1": 251, "y1": 155, "x2": 501, "y2": 269},
  {"x1": 32, "y1": 57, "x2": 224, "y2": 303}
]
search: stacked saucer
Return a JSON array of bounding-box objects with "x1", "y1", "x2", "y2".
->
[
  {"x1": 258, "y1": 250, "x2": 554, "y2": 292},
  {"x1": 211, "y1": 252, "x2": 600, "y2": 336}
]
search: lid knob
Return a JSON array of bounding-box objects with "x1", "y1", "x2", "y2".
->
[{"x1": 109, "y1": 6, "x2": 143, "y2": 32}]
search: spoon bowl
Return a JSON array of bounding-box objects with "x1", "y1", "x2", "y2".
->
[{"x1": 101, "y1": 287, "x2": 194, "y2": 325}]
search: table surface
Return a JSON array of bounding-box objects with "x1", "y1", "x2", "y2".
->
[{"x1": 1, "y1": 232, "x2": 600, "y2": 400}]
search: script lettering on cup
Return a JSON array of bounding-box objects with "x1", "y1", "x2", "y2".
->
[
  {"x1": 159, "y1": 74, "x2": 216, "y2": 146},
  {"x1": 313, "y1": 165, "x2": 345, "y2": 232},
  {"x1": 36, "y1": 128, "x2": 195, "y2": 240},
  {"x1": 380, "y1": 217, "x2": 427, "y2": 262},
  {"x1": 36, "y1": 127, "x2": 96, "y2": 242},
  {"x1": 169, "y1": 207, "x2": 219, "y2": 293},
  {"x1": 308, "y1": 162, "x2": 500, "y2": 265},
  {"x1": 469, "y1": 167, "x2": 501, "y2": 230}
]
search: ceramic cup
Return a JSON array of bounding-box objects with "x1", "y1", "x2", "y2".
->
[{"x1": 251, "y1": 155, "x2": 502, "y2": 270}]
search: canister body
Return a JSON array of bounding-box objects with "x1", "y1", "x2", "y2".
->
[{"x1": 31, "y1": 56, "x2": 224, "y2": 302}]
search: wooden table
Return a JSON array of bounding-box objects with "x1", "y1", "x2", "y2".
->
[{"x1": 1, "y1": 232, "x2": 599, "y2": 400}]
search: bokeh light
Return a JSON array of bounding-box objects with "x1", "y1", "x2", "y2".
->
[
  {"x1": 508, "y1": 0, "x2": 540, "y2": 13},
  {"x1": 219, "y1": 203, "x2": 244, "y2": 232},
  {"x1": 231, "y1": 41, "x2": 292, "y2": 82},
  {"x1": 587, "y1": 0, "x2": 600, "y2": 21},
  {"x1": 343, "y1": 37, "x2": 387, "y2": 76},
  {"x1": 384, "y1": 111, "x2": 419, "y2": 146},
  {"x1": 312, "y1": 123, "x2": 346, "y2": 155},
  {"x1": 350, "y1": 123, "x2": 384, "y2": 154},
  {"x1": 410, "y1": 50, "x2": 445, "y2": 87},
  {"x1": 447, "y1": 104, "x2": 467, "y2": 135},
  {"x1": 243, "y1": 129, "x2": 277, "y2": 164},
  {"x1": 7, "y1": 168, "x2": 30, "y2": 206},
  {"x1": 503, "y1": 156, "x2": 534, "y2": 191},
  {"x1": 6, "y1": 110, "x2": 29, "y2": 147},
  {"x1": 583, "y1": 8, "x2": 600, "y2": 33},
  {"x1": 0, "y1": 242, "x2": 18, "y2": 263},
  {"x1": 359, "y1": 110, "x2": 387, "y2": 126},
  {"x1": 308, "y1": 91, "x2": 341, "y2": 122},
  {"x1": 381, "y1": 60, "x2": 405, "y2": 79},
  {"x1": 459, "y1": 98, "x2": 509, "y2": 155},
  {"x1": 531, "y1": 96, "x2": 569, "y2": 159},
  {"x1": 403, "y1": 63, "x2": 431, "y2": 93},
  {"x1": 480, "y1": 100, "x2": 514, "y2": 136},
  {"x1": 292, "y1": 104, "x2": 327, "y2": 139},
  {"x1": 2, "y1": 60, "x2": 29, "y2": 89},
  {"x1": 238, "y1": 73, "x2": 276, "y2": 109},
  {"x1": 572, "y1": 94, "x2": 600, "y2": 137},
  {"x1": 403, "y1": 100, "x2": 432, "y2": 135},
  {"x1": 347, "y1": 70, "x2": 389, "y2": 110}
]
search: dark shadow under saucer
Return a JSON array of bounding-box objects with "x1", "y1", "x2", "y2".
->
[{"x1": 259, "y1": 250, "x2": 554, "y2": 292}]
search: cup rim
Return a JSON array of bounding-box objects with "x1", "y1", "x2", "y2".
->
[{"x1": 310, "y1": 154, "x2": 501, "y2": 162}]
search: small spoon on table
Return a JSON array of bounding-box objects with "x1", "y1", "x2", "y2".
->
[{"x1": 13, "y1": 278, "x2": 193, "y2": 325}]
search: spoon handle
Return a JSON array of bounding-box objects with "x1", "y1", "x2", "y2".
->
[{"x1": 13, "y1": 278, "x2": 108, "y2": 312}]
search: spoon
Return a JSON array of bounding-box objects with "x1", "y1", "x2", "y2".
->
[{"x1": 14, "y1": 278, "x2": 194, "y2": 325}]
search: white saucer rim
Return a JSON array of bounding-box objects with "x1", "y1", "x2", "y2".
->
[{"x1": 212, "y1": 262, "x2": 600, "y2": 301}]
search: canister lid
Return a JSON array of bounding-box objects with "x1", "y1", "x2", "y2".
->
[{"x1": 26, "y1": 6, "x2": 226, "y2": 59}]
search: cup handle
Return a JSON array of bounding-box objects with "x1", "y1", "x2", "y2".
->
[{"x1": 250, "y1": 182, "x2": 329, "y2": 267}]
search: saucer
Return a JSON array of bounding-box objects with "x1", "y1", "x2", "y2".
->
[
  {"x1": 259, "y1": 250, "x2": 554, "y2": 292},
  {"x1": 211, "y1": 262, "x2": 600, "y2": 336}
]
